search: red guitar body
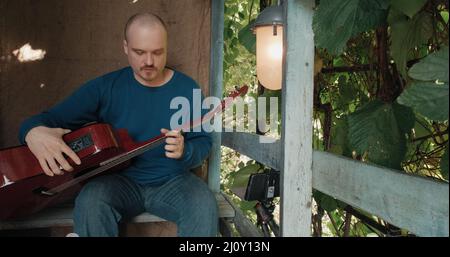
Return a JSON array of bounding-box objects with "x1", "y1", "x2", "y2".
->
[{"x1": 0, "y1": 123, "x2": 139, "y2": 220}]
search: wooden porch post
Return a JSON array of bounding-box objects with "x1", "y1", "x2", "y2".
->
[
  {"x1": 208, "y1": 0, "x2": 224, "y2": 193},
  {"x1": 280, "y1": 0, "x2": 315, "y2": 236}
]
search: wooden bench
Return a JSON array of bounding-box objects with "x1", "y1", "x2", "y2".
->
[{"x1": 0, "y1": 193, "x2": 235, "y2": 236}]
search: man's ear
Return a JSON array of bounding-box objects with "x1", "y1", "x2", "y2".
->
[{"x1": 123, "y1": 40, "x2": 128, "y2": 55}]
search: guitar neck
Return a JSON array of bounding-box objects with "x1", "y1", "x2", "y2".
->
[{"x1": 134, "y1": 85, "x2": 248, "y2": 148}]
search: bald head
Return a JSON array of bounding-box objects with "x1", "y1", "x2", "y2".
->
[
  {"x1": 123, "y1": 13, "x2": 169, "y2": 87},
  {"x1": 124, "y1": 13, "x2": 167, "y2": 41}
]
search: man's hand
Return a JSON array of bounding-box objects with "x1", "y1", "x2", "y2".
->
[
  {"x1": 25, "y1": 126, "x2": 81, "y2": 177},
  {"x1": 161, "y1": 128, "x2": 184, "y2": 159}
]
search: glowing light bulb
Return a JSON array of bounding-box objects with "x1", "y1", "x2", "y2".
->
[
  {"x1": 256, "y1": 25, "x2": 283, "y2": 90},
  {"x1": 268, "y1": 42, "x2": 283, "y2": 60}
]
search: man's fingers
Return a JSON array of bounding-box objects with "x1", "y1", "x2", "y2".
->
[
  {"x1": 38, "y1": 158, "x2": 54, "y2": 177},
  {"x1": 165, "y1": 151, "x2": 179, "y2": 159},
  {"x1": 54, "y1": 153, "x2": 73, "y2": 172},
  {"x1": 161, "y1": 128, "x2": 184, "y2": 160},
  {"x1": 167, "y1": 131, "x2": 182, "y2": 137},
  {"x1": 46, "y1": 157, "x2": 63, "y2": 175},
  {"x1": 164, "y1": 144, "x2": 177, "y2": 152},
  {"x1": 165, "y1": 137, "x2": 180, "y2": 145},
  {"x1": 161, "y1": 128, "x2": 181, "y2": 137},
  {"x1": 61, "y1": 144, "x2": 81, "y2": 165},
  {"x1": 57, "y1": 128, "x2": 71, "y2": 134},
  {"x1": 55, "y1": 128, "x2": 71, "y2": 136}
]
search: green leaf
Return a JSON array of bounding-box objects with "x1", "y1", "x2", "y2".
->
[
  {"x1": 238, "y1": 12, "x2": 245, "y2": 20},
  {"x1": 397, "y1": 82, "x2": 449, "y2": 121},
  {"x1": 321, "y1": 195, "x2": 338, "y2": 212},
  {"x1": 313, "y1": 0, "x2": 389, "y2": 55},
  {"x1": 413, "y1": 118, "x2": 431, "y2": 138},
  {"x1": 392, "y1": 102, "x2": 415, "y2": 135},
  {"x1": 441, "y1": 145, "x2": 449, "y2": 180},
  {"x1": 338, "y1": 76, "x2": 355, "y2": 106},
  {"x1": 336, "y1": 199, "x2": 348, "y2": 209},
  {"x1": 390, "y1": 0, "x2": 427, "y2": 18},
  {"x1": 227, "y1": 26, "x2": 234, "y2": 38},
  {"x1": 409, "y1": 46, "x2": 449, "y2": 83},
  {"x1": 313, "y1": 190, "x2": 338, "y2": 212},
  {"x1": 390, "y1": 11, "x2": 433, "y2": 77},
  {"x1": 387, "y1": 5, "x2": 408, "y2": 24},
  {"x1": 239, "y1": 200, "x2": 257, "y2": 213},
  {"x1": 231, "y1": 163, "x2": 261, "y2": 188},
  {"x1": 229, "y1": 5, "x2": 238, "y2": 14},
  {"x1": 348, "y1": 100, "x2": 409, "y2": 169},
  {"x1": 333, "y1": 57, "x2": 346, "y2": 67},
  {"x1": 441, "y1": 11, "x2": 449, "y2": 23},
  {"x1": 238, "y1": 21, "x2": 256, "y2": 54},
  {"x1": 331, "y1": 118, "x2": 348, "y2": 146},
  {"x1": 330, "y1": 116, "x2": 351, "y2": 157}
]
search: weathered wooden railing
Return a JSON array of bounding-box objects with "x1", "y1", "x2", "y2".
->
[
  {"x1": 208, "y1": 0, "x2": 448, "y2": 237},
  {"x1": 222, "y1": 132, "x2": 449, "y2": 237}
]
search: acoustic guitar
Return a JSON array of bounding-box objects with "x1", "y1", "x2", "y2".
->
[{"x1": 0, "y1": 86, "x2": 248, "y2": 220}]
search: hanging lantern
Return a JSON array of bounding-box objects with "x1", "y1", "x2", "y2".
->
[{"x1": 253, "y1": 5, "x2": 283, "y2": 90}]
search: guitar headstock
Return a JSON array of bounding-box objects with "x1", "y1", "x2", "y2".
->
[
  {"x1": 230, "y1": 85, "x2": 249, "y2": 99},
  {"x1": 181, "y1": 85, "x2": 250, "y2": 132}
]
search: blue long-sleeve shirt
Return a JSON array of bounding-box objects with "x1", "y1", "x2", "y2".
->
[{"x1": 19, "y1": 67, "x2": 212, "y2": 186}]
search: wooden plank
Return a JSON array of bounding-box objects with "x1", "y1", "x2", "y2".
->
[
  {"x1": 313, "y1": 151, "x2": 449, "y2": 237},
  {"x1": 216, "y1": 192, "x2": 236, "y2": 219},
  {"x1": 221, "y1": 132, "x2": 281, "y2": 170},
  {"x1": 222, "y1": 194, "x2": 263, "y2": 237},
  {"x1": 0, "y1": 193, "x2": 235, "y2": 230},
  {"x1": 219, "y1": 218, "x2": 234, "y2": 237},
  {"x1": 280, "y1": 0, "x2": 315, "y2": 237},
  {"x1": 208, "y1": 0, "x2": 225, "y2": 193}
]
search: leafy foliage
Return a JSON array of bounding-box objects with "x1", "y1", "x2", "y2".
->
[
  {"x1": 348, "y1": 101, "x2": 415, "y2": 168},
  {"x1": 390, "y1": 0, "x2": 428, "y2": 18},
  {"x1": 223, "y1": 0, "x2": 259, "y2": 93},
  {"x1": 398, "y1": 46, "x2": 449, "y2": 121},
  {"x1": 329, "y1": 116, "x2": 351, "y2": 156},
  {"x1": 389, "y1": 10, "x2": 434, "y2": 77},
  {"x1": 229, "y1": 163, "x2": 261, "y2": 188},
  {"x1": 441, "y1": 145, "x2": 449, "y2": 180},
  {"x1": 238, "y1": 21, "x2": 256, "y2": 54},
  {"x1": 397, "y1": 82, "x2": 449, "y2": 121},
  {"x1": 311, "y1": 0, "x2": 448, "y2": 236},
  {"x1": 313, "y1": 0, "x2": 389, "y2": 55},
  {"x1": 313, "y1": 190, "x2": 339, "y2": 212},
  {"x1": 222, "y1": 0, "x2": 448, "y2": 238},
  {"x1": 408, "y1": 46, "x2": 449, "y2": 82}
]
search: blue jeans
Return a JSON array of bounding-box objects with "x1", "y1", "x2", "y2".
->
[{"x1": 73, "y1": 171, "x2": 218, "y2": 237}]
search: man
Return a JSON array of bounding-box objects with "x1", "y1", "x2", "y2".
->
[{"x1": 18, "y1": 13, "x2": 218, "y2": 237}]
